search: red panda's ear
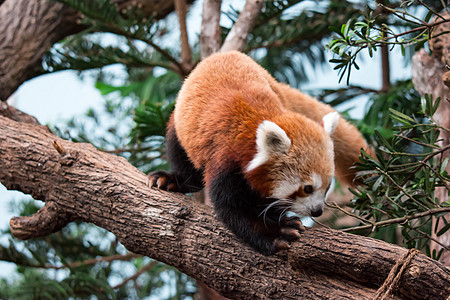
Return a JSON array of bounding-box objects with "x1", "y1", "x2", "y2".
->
[
  {"x1": 321, "y1": 112, "x2": 340, "y2": 135},
  {"x1": 246, "y1": 121, "x2": 291, "y2": 172}
]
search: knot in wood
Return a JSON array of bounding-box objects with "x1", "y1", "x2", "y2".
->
[{"x1": 173, "y1": 206, "x2": 191, "y2": 219}]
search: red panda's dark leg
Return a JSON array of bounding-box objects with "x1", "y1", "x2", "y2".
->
[
  {"x1": 208, "y1": 166, "x2": 303, "y2": 255},
  {"x1": 147, "y1": 115, "x2": 204, "y2": 193}
]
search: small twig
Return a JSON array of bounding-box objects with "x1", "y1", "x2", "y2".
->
[
  {"x1": 113, "y1": 261, "x2": 158, "y2": 289},
  {"x1": 310, "y1": 217, "x2": 331, "y2": 229},
  {"x1": 378, "y1": 3, "x2": 426, "y2": 26},
  {"x1": 413, "y1": 227, "x2": 450, "y2": 252},
  {"x1": 393, "y1": 134, "x2": 441, "y2": 150},
  {"x1": 384, "y1": 193, "x2": 408, "y2": 213},
  {"x1": 15, "y1": 253, "x2": 142, "y2": 270},
  {"x1": 377, "y1": 167, "x2": 431, "y2": 209},
  {"x1": 419, "y1": 161, "x2": 450, "y2": 191},
  {"x1": 416, "y1": 0, "x2": 446, "y2": 22},
  {"x1": 67, "y1": 253, "x2": 142, "y2": 269},
  {"x1": 52, "y1": 140, "x2": 67, "y2": 156},
  {"x1": 390, "y1": 18, "x2": 450, "y2": 40},
  {"x1": 327, "y1": 202, "x2": 373, "y2": 225},
  {"x1": 341, "y1": 207, "x2": 450, "y2": 232},
  {"x1": 105, "y1": 27, "x2": 185, "y2": 75},
  {"x1": 400, "y1": 144, "x2": 450, "y2": 186},
  {"x1": 369, "y1": 204, "x2": 391, "y2": 217}
]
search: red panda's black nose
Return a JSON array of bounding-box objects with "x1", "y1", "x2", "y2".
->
[{"x1": 311, "y1": 208, "x2": 323, "y2": 217}]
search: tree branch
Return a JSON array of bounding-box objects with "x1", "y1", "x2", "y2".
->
[
  {"x1": 10, "y1": 201, "x2": 74, "y2": 240},
  {"x1": 0, "y1": 0, "x2": 186, "y2": 101},
  {"x1": 0, "y1": 101, "x2": 42, "y2": 126},
  {"x1": 174, "y1": 0, "x2": 193, "y2": 73},
  {"x1": 339, "y1": 207, "x2": 450, "y2": 233},
  {"x1": 0, "y1": 115, "x2": 449, "y2": 299},
  {"x1": 14, "y1": 253, "x2": 142, "y2": 270},
  {"x1": 220, "y1": 0, "x2": 264, "y2": 53},
  {"x1": 112, "y1": 261, "x2": 157, "y2": 289},
  {"x1": 200, "y1": 0, "x2": 222, "y2": 59}
]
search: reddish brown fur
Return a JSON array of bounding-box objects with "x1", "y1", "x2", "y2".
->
[
  {"x1": 174, "y1": 51, "x2": 366, "y2": 188},
  {"x1": 274, "y1": 84, "x2": 369, "y2": 185}
]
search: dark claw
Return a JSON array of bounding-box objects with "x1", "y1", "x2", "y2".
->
[
  {"x1": 156, "y1": 176, "x2": 169, "y2": 189},
  {"x1": 273, "y1": 238, "x2": 290, "y2": 252},
  {"x1": 280, "y1": 227, "x2": 301, "y2": 241},
  {"x1": 270, "y1": 215, "x2": 304, "y2": 253},
  {"x1": 167, "y1": 182, "x2": 177, "y2": 191},
  {"x1": 281, "y1": 216, "x2": 305, "y2": 232},
  {"x1": 147, "y1": 171, "x2": 174, "y2": 191}
]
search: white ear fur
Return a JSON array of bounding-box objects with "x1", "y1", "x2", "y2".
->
[
  {"x1": 322, "y1": 112, "x2": 340, "y2": 135},
  {"x1": 246, "y1": 121, "x2": 291, "y2": 172}
]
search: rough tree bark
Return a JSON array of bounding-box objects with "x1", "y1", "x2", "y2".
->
[
  {"x1": 412, "y1": 48, "x2": 450, "y2": 266},
  {"x1": 0, "y1": 0, "x2": 183, "y2": 101},
  {"x1": 0, "y1": 111, "x2": 449, "y2": 299},
  {"x1": 200, "y1": 0, "x2": 222, "y2": 59},
  {"x1": 219, "y1": 0, "x2": 264, "y2": 53}
]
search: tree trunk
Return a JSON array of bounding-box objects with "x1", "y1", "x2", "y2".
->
[
  {"x1": 0, "y1": 112, "x2": 448, "y2": 299},
  {"x1": 0, "y1": 0, "x2": 182, "y2": 101},
  {"x1": 412, "y1": 49, "x2": 450, "y2": 266}
]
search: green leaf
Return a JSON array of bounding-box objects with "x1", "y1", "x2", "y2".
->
[
  {"x1": 424, "y1": 11, "x2": 434, "y2": 23},
  {"x1": 437, "y1": 222, "x2": 450, "y2": 237},
  {"x1": 389, "y1": 108, "x2": 415, "y2": 125},
  {"x1": 441, "y1": 158, "x2": 449, "y2": 174},
  {"x1": 372, "y1": 175, "x2": 384, "y2": 192}
]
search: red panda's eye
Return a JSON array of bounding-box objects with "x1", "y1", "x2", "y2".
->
[{"x1": 304, "y1": 185, "x2": 313, "y2": 194}]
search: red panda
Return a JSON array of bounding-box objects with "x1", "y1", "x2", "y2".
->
[{"x1": 148, "y1": 51, "x2": 368, "y2": 255}]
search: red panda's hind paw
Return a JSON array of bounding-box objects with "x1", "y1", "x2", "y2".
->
[{"x1": 147, "y1": 171, "x2": 178, "y2": 192}]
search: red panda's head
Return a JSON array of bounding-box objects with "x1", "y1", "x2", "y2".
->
[{"x1": 244, "y1": 112, "x2": 340, "y2": 218}]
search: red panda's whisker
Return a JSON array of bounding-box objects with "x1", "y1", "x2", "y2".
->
[{"x1": 259, "y1": 198, "x2": 294, "y2": 228}]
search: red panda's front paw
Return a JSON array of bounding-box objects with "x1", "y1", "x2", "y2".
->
[
  {"x1": 147, "y1": 171, "x2": 177, "y2": 191},
  {"x1": 281, "y1": 216, "x2": 305, "y2": 233},
  {"x1": 272, "y1": 216, "x2": 304, "y2": 253}
]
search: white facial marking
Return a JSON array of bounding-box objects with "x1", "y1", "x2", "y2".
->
[
  {"x1": 311, "y1": 173, "x2": 322, "y2": 190},
  {"x1": 271, "y1": 178, "x2": 301, "y2": 199},
  {"x1": 291, "y1": 173, "x2": 329, "y2": 217},
  {"x1": 246, "y1": 120, "x2": 291, "y2": 172},
  {"x1": 322, "y1": 112, "x2": 340, "y2": 135}
]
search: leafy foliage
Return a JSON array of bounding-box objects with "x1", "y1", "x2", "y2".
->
[
  {"x1": 252, "y1": 1, "x2": 365, "y2": 86},
  {"x1": 358, "y1": 80, "x2": 423, "y2": 142},
  {"x1": 327, "y1": 1, "x2": 449, "y2": 83},
  {"x1": 345, "y1": 94, "x2": 449, "y2": 259},
  {"x1": 322, "y1": 1, "x2": 450, "y2": 260}
]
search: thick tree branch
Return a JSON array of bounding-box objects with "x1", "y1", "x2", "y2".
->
[
  {"x1": 10, "y1": 201, "x2": 74, "y2": 240},
  {"x1": 0, "y1": 101, "x2": 42, "y2": 126},
  {"x1": 0, "y1": 0, "x2": 185, "y2": 101},
  {"x1": 0, "y1": 0, "x2": 80, "y2": 101},
  {"x1": 220, "y1": 0, "x2": 263, "y2": 53},
  {"x1": 0, "y1": 115, "x2": 449, "y2": 299}
]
